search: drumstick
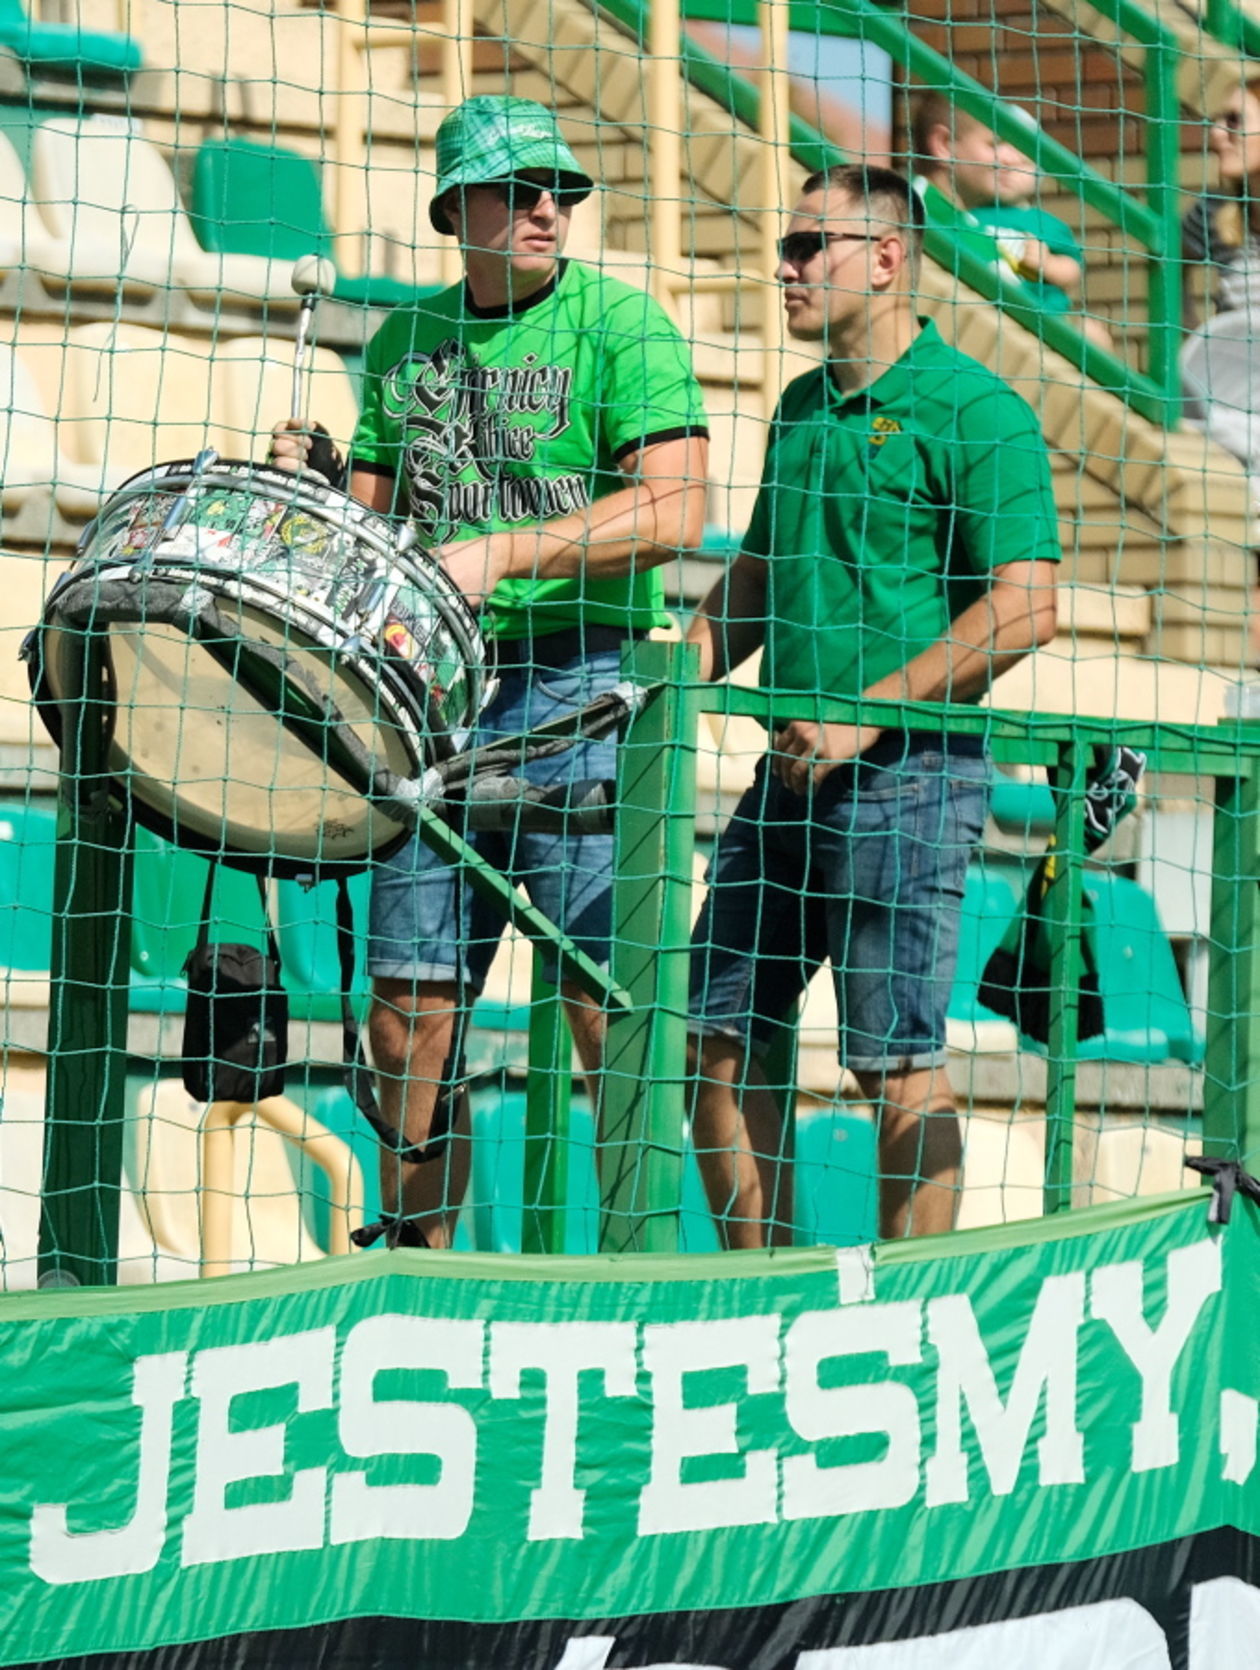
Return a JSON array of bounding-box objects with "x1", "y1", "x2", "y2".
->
[{"x1": 290, "y1": 255, "x2": 338, "y2": 424}]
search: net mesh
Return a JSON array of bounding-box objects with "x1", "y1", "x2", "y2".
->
[{"x1": 2, "y1": 0, "x2": 1258, "y2": 1286}]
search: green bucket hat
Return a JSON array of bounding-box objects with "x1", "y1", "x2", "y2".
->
[{"x1": 429, "y1": 95, "x2": 594, "y2": 235}]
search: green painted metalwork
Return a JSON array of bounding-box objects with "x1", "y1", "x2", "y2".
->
[
  {"x1": 601, "y1": 640, "x2": 702, "y2": 1252},
  {"x1": 1203, "y1": 0, "x2": 1260, "y2": 60},
  {"x1": 1044, "y1": 741, "x2": 1089, "y2": 1214},
  {"x1": 522, "y1": 963, "x2": 573, "y2": 1254},
  {"x1": 38, "y1": 633, "x2": 133, "y2": 1288},
  {"x1": 1204, "y1": 739, "x2": 1260, "y2": 1168}
]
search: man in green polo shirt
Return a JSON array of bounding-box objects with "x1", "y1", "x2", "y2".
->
[
  {"x1": 686, "y1": 163, "x2": 1059, "y2": 1244},
  {"x1": 273, "y1": 96, "x2": 708, "y2": 1248}
]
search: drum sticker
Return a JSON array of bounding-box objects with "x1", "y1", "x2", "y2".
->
[
  {"x1": 114, "y1": 494, "x2": 180, "y2": 560},
  {"x1": 325, "y1": 549, "x2": 383, "y2": 622}
]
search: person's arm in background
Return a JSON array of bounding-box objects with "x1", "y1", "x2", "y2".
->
[
  {"x1": 1015, "y1": 237, "x2": 1081, "y2": 293},
  {"x1": 685, "y1": 548, "x2": 770, "y2": 683}
]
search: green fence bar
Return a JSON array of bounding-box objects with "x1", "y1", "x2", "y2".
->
[
  {"x1": 38, "y1": 632, "x2": 133, "y2": 1288},
  {"x1": 1043, "y1": 742, "x2": 1089, "y2": 1215},
  {"x1": 1204, "y1": 749, "x2": 1260, "y2": 1166},
  {"x1": 601, "y1": 640, "x2": 701, "y2": 1252},
  {"x1": 522, "y1": 964, "x2": 573, "y2": 1255}
]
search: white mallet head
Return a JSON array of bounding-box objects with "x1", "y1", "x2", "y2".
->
[{"x1": 292, "y1": 254, "x2": 338, "y2": 299}]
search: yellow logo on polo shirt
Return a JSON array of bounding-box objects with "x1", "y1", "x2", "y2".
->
[{"x1": 869, "y1": 415, "x2": 901, "y2": 448}]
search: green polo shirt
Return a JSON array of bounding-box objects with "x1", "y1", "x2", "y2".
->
[
  {"x1": 744, "y1": 318, "x2": 1060, "y2": 719},
  {"x1": 350, "y1": 259, "x2": 708, "y2": 640}
]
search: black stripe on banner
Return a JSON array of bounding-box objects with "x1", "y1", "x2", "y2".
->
[{"x1": 10, "y1": 1529, "x2": 1260, "y2": 1670}]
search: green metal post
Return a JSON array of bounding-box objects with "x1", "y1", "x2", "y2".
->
[
  {"x1": 600, "y1": 640, "x2": 700, "y2": 1252},
  {"x1": 1143, "y1": 36, "x2": 1183, "y2": 420},
  {"x1": 38, "y1": 631, "x2": 133, "y2": 1287},
  {"x1": 522, "y1": 961, "x2": 573, "y2": 1254},
  {"x1": 1043, "y1": 741, "x2": 1089, "y2": 1215},
  {"x1": 1204, "y1": 760, "x2": 1260, "y2": 1166}
]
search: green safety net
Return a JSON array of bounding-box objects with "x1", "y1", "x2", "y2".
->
[{"x1": 0, "y1": 0, "x2": 1258, "y2": 1292}]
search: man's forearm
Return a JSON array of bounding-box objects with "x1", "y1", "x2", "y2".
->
[
  {"x1": 489, "y1": 472, "x2": 706, "y2": 582},
  {"x1": 864, "y1": 569, "x2": 1058, "y2": 712},
  {"x1": 685, "y1": 552, "x2": 768, "y2": 683}
]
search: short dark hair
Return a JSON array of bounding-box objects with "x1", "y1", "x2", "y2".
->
[
  {"x1": 906, "y1": 92, "x2": 984, "y2": 173},
  {"x1": 798, "y1": 163, "x2": 924, "y2": 250}
]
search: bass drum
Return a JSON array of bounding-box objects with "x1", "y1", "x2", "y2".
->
[{"x1": 30, "y1": 457, "x2": 489, "y2": 876}]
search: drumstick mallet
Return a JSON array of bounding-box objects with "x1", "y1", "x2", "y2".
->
[{"x1": 290, "y1": 254, "x2": 338, "y2": 425}]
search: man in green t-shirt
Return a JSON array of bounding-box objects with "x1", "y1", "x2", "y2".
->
[
  {"x1": 686, "y1": 163, "x2": 1060, "y2": 1244},
  {"x1": 273, "y1": 96, "x2": 708, "y2": 1248}
]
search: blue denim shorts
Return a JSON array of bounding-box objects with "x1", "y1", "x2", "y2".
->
[
  {"x1": 368, "y1": 646, "x2": 623, "y2": 990},
  {"x1": 689, "y1": 734, "x2": 990, "y2": 1074}
]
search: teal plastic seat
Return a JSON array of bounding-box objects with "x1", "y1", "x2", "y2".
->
[
  {"x1": 1078, "y1": 873, "x2": 1203, "y2": 1064},
  {"x1": 0, "y1": 0, "x2": 142, "y2": 79},
  {"x1": 988, "y1": 767, "x2": 1056, "y2": 838},
  {"x1": 190, "y1": 138, "x2": 440, "y2": 309},
  {"x1": 274, "y1": 874, "x2": 371, "y2": 1024},
  {"x1": 130, "y1": 836, "x2": 269, "y2": 1013},
  {"x1": 946, "y1": 863, "x2": 1023, "y2": 1027},
  {"x1": 794, "y1": 1106, "x2": 878, "y2": 1246},
  {"x1": 0, "y1": 798, "x2": 56, "y2": 972}
]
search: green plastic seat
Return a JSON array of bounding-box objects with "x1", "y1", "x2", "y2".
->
[
  {"x1": 274, "y1": 874, "x2": 371, "y2": 1024},
  {"x1": 794, "y1": 1106, "x2": 878, "y2": 1246},
  {"x1": 0, "y1": 798, "x2": 56, "y2": 973},
  {"x1": 129, "y1": 836, "x2": 269, "y2": 1014},
  {"x1": 190, "y1": 137, "x2": 440, "y2": 309},
  {"x1": 1078, "y1": 873, "x2": 1203, "y2": 1064},
  {"x1": 0, "y1": 0, "x2": 142, "y2": 79},
  {"x1": 988, "y1": 768, "x2": 1056, "y2": 838},
  {"x1": 946, "y1": 863, "x2": 1023, "y2": 1027}
]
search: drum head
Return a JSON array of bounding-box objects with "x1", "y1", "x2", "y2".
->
[{"x1": 39, "y1": 603, "x2": 418, "y2": 874}]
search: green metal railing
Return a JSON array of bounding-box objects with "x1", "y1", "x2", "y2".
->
[
  {"x1": 600, "y1": 0, "x2": 1185, "y2": 422},
  {"x1": 1203, "y1": 0, "x2": 1260, "y2": 62},
  {"x1": 34, "y1": 636, "x2": 1260, "y2": 1278}
]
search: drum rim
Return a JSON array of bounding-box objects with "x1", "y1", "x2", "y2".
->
[{"x1": 83, "y1": 456, "x2": 491, "y2": 729}]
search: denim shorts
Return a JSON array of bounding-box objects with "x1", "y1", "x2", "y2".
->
[
  {"x1": 689, "y1": 734, "x2": 990, "y2": 1074},
  {"x1": 368, "y1": 645, "x2": 623, "y2": 990}
]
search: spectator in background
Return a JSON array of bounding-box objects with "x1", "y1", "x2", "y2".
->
[
  {"x1": 1182, "y1": 75, "x2": 1260, "y2": 326},
  {"x1": 911, "y1": 92, "x2": 1112, "y2": 349}
]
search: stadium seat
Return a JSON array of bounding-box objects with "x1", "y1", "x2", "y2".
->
[
  {"x1": 129, "y1": 834, "x2": 269, "y2": 1014},
  {"x1": 945, "y1": 864, "x2": 1022, "y2": 1052},
  {"x1": 29, "y1": 117, "x2": 298, "y2": 304},
  {"x1": 988, "y1": 766, "x2": 1056, "y2": 837},
  {"x1": 211, "y1": 335, "x2": 361, "y2": 462},
  {"x1": 0, "y1": 798, "x2": 55, "y2": 990},
  {"x1": 794, "y1": 1104, "x2": 879, "y2": 1245},
  {"x1": 55, "y1": 323, "x2": 224, "y2": 504},
  {"x1": 0, "y1": 0, "x2": 142, "y2": 81},
  {"x1": 0, "y1": 343, "x2": 90, "y2": 509},
  {"x1": 190, "y1": 137, "x2": 437, "y2": 308},
  {"x1": 126, "y1": 1075, "x2": 329, "y2": 1274},
  {"x1": 460, "y1": 1088, "x2": 721, "y2": 1254},
  {"x1": 1079, "y1": 873, "x2": 1204, "y2": 1064},
  {"x1": 0, "y1": 128, "x2": 61, "y2": 279},
  {"x1": 274, "y1": 872, "x2": 371, "y2": 1025}
]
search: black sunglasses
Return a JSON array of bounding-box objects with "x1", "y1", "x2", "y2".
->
[
  {"x1": 481, "y1": 177, "x2": 588, "y2": 211},
  {"x1": 777, "y1": 230, "x2": 882, "y2": 267}
]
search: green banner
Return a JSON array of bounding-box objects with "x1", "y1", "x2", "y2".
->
[{"x1": 0, "y1": 1193, "x2": 1256, "y2": 1664}]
